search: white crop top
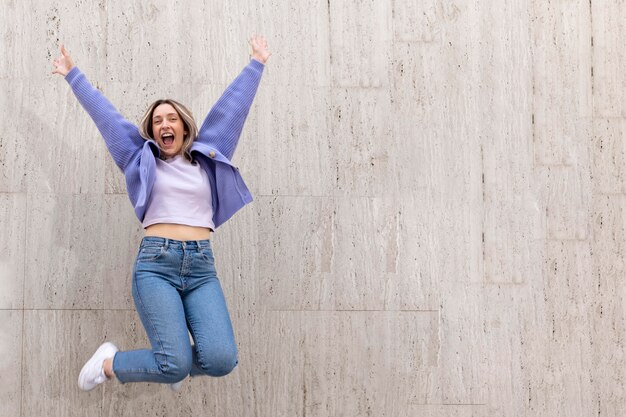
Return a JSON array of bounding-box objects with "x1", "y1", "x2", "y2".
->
[{"x1": 142, "y1": 155, "x2": 215, "y2": 230}]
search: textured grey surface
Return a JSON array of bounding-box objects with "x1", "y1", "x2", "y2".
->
[
  {"x1": 1, "y1": 0, "x2": 625, "y2": 416},
  {"x1": 22, "y1": 310, "x2": 104, "y2": 417},
  {"x1": 0, "y1": 193, "x2": 26, "y2": 309},
  {"x1": 24, "y1": 193, "x2": 108, "y2": 309},
  {"x1": 0, "y1": 310, "x2": 22, "y2": 417},
  {"x1": 592, "y1": 1, "x2": 625, "y2": 118}
]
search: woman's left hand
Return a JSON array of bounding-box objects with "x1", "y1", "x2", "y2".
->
[
  {"x1": 249, "y1": 35, "x2": 271, "y2": 64},
  {"x1": 52, "y1": 44, "x2": 75, "y2": 76}
]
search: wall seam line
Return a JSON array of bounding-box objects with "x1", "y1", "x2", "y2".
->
[{"x1": 19, "y1": 193, "x2": 27, "y2": 417}]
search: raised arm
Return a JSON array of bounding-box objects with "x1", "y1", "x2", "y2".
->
[
  {"x1": 52, "y1": 45, "x2": 145, "y2": 171},
  {"x1": 196, "y1": 35, "x2": 271, "y2": 160}
]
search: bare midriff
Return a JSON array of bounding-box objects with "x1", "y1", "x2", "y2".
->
[{"x1": 144, "y1": 223, "x2": 212, "y2": 241}]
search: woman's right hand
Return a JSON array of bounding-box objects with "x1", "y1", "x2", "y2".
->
[{"x1": 52, "y1": 44, "x2": 75, "y2": 76}]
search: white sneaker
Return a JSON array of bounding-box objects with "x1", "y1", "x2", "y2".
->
[
  {"x1": 78, "y1": 342, "x2": 118, "y2": 391},
  {"x1": 170, "y1": 379, "x2": 184, "y2": 392}
]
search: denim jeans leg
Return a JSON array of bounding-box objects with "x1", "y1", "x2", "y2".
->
[
  {"x1": 184, "y1": 276, "x2": 238, "y2": 377},
  {"x1": 113, "y1": 262, "x2": 192, "y2": 384}
]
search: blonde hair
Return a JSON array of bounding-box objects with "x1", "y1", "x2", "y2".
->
[{"x1": 139, "y1": 99, "x2": 199, "y2": 161}]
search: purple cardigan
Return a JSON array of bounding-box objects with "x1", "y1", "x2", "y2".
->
[{"x1": 65, "y1": 59, "x2": 264, "y2": 229}]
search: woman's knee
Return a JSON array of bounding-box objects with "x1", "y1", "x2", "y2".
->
[{"x1": 197, "y1": 347, "x2": 238, "y2": 377}]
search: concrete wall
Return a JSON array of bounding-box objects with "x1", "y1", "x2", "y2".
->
[{"x1": 1, "y1": 0, "x2": 624, "y2": 416}]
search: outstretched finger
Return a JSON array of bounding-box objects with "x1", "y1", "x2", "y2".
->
[{"x1": 61, "y1": 44, "x2": 68, "y2": 57}]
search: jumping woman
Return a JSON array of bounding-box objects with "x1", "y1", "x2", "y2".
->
[{"x1": 52, "y1": 36, "x2": 270, "y2": 391}]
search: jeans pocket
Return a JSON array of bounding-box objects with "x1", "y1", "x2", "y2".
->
[
  {"x1": 136, "y1": 245, "x2": 165, "y2": 263},
  {"x1": 199, "y1": 248, "x2": 215, "y2": 265}
]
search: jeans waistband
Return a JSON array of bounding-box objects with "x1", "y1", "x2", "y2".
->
[{"x1": 140, "y1": 236, "x2": 211, "y2": 250}]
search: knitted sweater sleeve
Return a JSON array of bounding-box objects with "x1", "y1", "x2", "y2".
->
[
  {"x1": 196, "y1": 59, "x2": 265, "y2": 160},
  {"x1": 65, "y1": 67, "x2": 145, "y2": 171}
]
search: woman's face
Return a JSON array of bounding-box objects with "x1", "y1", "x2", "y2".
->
[{"x1": 152, "y1": 103, "x2": 187, "y2": 158}]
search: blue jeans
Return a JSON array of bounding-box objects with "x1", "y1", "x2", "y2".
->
[{"x1": 112, "y1": 237, "x2": 238, "y2": 383}]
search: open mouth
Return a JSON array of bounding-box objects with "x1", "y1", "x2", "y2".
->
[{"x1": 161, "y1": 133, "x2": 174, "y2": 146}]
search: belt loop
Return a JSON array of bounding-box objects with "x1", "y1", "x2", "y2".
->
[
  {"x1": 164, "y1": 238, "x2": 169, "y2": 250},
  {"x1": 196, "y1": 240, "x2": 201, "y2": 250}
]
